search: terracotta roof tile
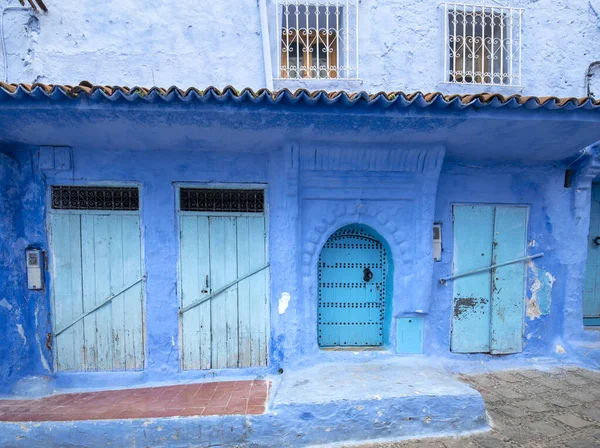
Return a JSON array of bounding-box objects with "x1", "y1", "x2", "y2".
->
[{"x1": 0, "y1": 81, "x2": 598, "y2": 112}]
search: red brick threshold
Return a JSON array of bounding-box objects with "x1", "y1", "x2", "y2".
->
[{"x1": 0, "y1": 380, "x2": 270, "y2": 422}]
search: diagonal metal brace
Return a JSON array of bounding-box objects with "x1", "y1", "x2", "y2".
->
[
  {"x1": 439, "y1": 253, "x2": 544, "y2": 285},
  {"x1": 180, "y1": 263, "x2": 270, "y2": 315},
  {"x1": 54, "y1": 276, "x2": 146, "y2": 337}
]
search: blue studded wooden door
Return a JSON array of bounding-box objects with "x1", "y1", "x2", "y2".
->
[
  {"x1": 451, "y1": 205, "x2": 528, "y2": 354},
  {"x1": 584, "y1": 184, "x2": 600, "y2": 326},
  {"x1": 318, "y1": 225, "x2": 387, "y2": 347}
]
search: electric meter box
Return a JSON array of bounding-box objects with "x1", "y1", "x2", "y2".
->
[{"x1": 26, "y1": 249, "x2": 44, "y2": 290}]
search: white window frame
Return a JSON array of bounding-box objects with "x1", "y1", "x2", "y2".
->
[
  {"x1": 275, "y1": 0, "x2": 359, "y2": 81},
  {"x1": 442, "y1": 2, "x2": 524, "y2": 87}
]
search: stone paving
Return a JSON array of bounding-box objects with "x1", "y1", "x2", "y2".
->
[{"x1": 355, "y1": 367, "x2": 600, "y2": 448}]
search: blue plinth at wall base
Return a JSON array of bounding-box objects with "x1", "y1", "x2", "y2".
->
[
  {"x1": 0, "y1": 358, "x2": 489, "y2": 447},
  {"x1": 0, "y1": 396, "x2": 488, "y2": 448}
]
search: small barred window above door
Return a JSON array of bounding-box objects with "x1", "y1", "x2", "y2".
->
[
  {"x1": 276, "y1": 0, "x2": 358, "y2": 80},
  {"x1": 180, "y1": 188, "x2": 264, "y2": 213},
  {"x1": 443, "y1": 3, "x2": 523, "y2": 86},
  {"x1": 51, "y1": 186, "x2": 139, "y2": 211}
]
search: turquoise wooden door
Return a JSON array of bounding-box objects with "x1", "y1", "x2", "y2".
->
[
  {"x1": 584, "y1": 184, "x2": 600, "y2": 326},
  {"x1": 179, "y1": 213, "x2": 269, "y2": 370},
  {"x1": 50, "y1": 212, "x2": 144, "y2": 371},
  {"x1": 318, "y1": 225, "x2": 387, "y2": 347},
  {"x1": 451, "y1": 205, "x2": 527, "y2": 354}
]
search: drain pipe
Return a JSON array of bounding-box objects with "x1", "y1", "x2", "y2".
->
[
  {"x1": 258, "y1": 0, "x2": 274, "y2": 90},
  {"x1": 586, "y1": 61, "x2": 600, "y2": 99},
  {"x1": 1, "y1": 6, "x2": 30, "y2": 83}
]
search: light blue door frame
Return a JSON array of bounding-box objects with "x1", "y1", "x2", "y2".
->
[
  {"x1": 179, "y1": 213, "x2": 269, "y2": 370},
  {"x1": 584, "y1": 184, "x2": 600, "y2": 326},
  {"x1": 318, "y1": 225, "x2": 387, "y2": 347},
  {"x1": 50, "y1": 211, "x2": 144, "y2": 371},
  {"x1": 451, "y1": 205, "x2": 528, "y2": 354}
]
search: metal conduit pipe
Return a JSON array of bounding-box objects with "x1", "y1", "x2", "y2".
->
[
  {"x1": 587, "y1": 61, "x2": 600, "y2": 99},
  {"x1": 1, "y1": 6, "x2": 30, "y2": 83}
]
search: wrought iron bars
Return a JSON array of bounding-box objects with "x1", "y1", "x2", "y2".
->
[
  {"x1": 51, "y1": 186, "x2": 139, "y2": 211},
  {"x1": 180, "y1": 189, "x2": 264, "y2": 213},
  {"x1": 276, "y1": 0, "x2": 358, "y2": 80},
  {"x1": 443, "y1": 2, "x2": 523, "y2": 86}
]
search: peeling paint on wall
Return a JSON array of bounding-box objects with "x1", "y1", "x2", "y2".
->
[
  {"x1": 34, "y1": 304, "x2": 50, "y2": 373},
  {"x1": 278, "y1": 292, "x2": 290, "y2": 315},
  {"x1": 0, "y1": 298, "x2": 13, "y2": 310},
  {"x1": 16, "y1": 324, "x2": 26, "y2": 346},
  {"x1": 527, "y1": 261, "x2": 555, "y2": 319}
]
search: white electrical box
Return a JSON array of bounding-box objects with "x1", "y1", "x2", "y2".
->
[
  {"x1": 26, "y1": 249, "x2": 44, "y2": 290},
  {"x1": 433, "y1": 224, "x2": 442, "y2": 262}
]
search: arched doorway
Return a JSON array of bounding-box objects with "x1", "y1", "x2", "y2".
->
[{"x1": 317, "y1": 224, "x2": 390, "y2": 347}]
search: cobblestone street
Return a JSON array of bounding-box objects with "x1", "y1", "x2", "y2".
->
[{"x1": 356, "y1": 367, "x2": 600, "y2": 448}]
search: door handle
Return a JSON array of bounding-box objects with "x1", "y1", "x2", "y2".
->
[
  {"x1": 595, "y1": 237, "x2": 600, "y2": 247},
  {"x1": 201, "y1": 275, "x2": 209, "y2": 294},
  {"x1": 363, "y1": 267, "x2": 374, "y2": 282}
]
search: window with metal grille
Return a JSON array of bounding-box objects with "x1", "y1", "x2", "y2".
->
[
  {"x1": 276, "y1": 0, "x2": 358, "y2": 80},
  {"x1": 443, "y1": 3, "x2": 523, "y2": 86},
  {"x1": 180, "y1": 189, "x2": 264, "y2": 213},
  {"x1": 51, "y1": 186, "x2": 139, "y2": 211}
]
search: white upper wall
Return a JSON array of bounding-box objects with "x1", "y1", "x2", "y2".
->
[{"x1": 3, "y1": 0, "x2": 600, "y2": 97}]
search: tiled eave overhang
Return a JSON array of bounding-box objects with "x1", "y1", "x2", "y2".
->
[{"x1": 0, "y1": 81, "x2": 599, "y2": 112}]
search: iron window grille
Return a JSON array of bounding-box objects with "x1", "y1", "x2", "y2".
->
[
  {"x1": 180, "y1": 189, "x2": 264, "y2": 213},
  {"x1": 51, "y1": 186, "x2": 139, "y2": 211},
  {"x1": 276, "y1": 0, "x2": 359, "y2": 80},
  {"x1": 443, "y1": 2, "x2": 523, "y2": 87}
]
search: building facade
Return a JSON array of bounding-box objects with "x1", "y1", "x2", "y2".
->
[{"x1": 1, "y1": 0, "x2": 600, "y2": 395}]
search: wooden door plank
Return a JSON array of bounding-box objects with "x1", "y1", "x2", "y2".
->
[
  {"x1": 196, "y1": 217, "x2": 212, "y2": 370},
  {"x1": 92, "y1": 215, "x2": 113, "y2": 370},
  {"x1": 121, "y1": 215, "x2": 144, "y2": 370},
  {"x1": 223, "y1": 217, "x2": 239, "y2": 368},
  {"x1": 108, "y1": 216, "x2": 126, "y2": 370},
  {"x1": 81, "y1": 214, "x2": 99, "y2": 370},
  {"x1": 451, "y1": 205, "x2": 494, "y2": 353},
  {"x1": 51, "y1": 214, "x2": 84, "y2": 371},
  {"x1": 180, "y1": 215, "x2": 202, "y2": 370},
  {"x1": 236, "y1": 217, "x2": 253, "y2": 368},
  {"x1": 247, "y1": 216, "x2": 268, "y2": 366},
  {"x1": 490, "y1": 206, "x2": 527, "y2": 354},
  {"x1": 209, "y1": 217, "x2": 238, "y2": 369}
]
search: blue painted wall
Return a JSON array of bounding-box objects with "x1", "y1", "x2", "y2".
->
[{"x1": 0, "y1": 101, "x2": 599, "y2": 393}]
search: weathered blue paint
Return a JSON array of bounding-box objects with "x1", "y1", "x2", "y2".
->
[
  {"x1": 451, "y1": 205, "x2": 528, "y2": 354},
  {"x1": 396, "y1": 317, "x2": 423, "y2": 354},
  {"x1": 584, "y1": 183, "x2": 600, "y2": 326},
  {"x1": 490, "y1": 207, "x2": 528, "y2": 354},
  {"x1": 451, "y1": 205, "x2": 494, "y2": 353},
  {"x1": 318, "y1": 224, "x2": 389, "y2": 347},
  {"x1": 49, "y1": 211, "x2": 144, "y2": 371},
  {"x1": 179, "y1": 212, "x2": 268, "y2": 369}
]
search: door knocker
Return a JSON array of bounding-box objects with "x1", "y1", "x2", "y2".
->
[{"x1": 363, "y1": 267, "x2": 374, "y2": 282}]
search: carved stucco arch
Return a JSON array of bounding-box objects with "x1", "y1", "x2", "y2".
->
[{"x1": 301, "y1": 201, "x2": 406, "y2": 282}]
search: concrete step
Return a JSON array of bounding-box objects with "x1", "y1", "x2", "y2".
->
[{"x1": 0, "y1": 358, "x2": 488, "y2": 447}]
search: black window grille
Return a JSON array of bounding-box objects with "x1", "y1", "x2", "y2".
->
[
  {"x1": 180, "y1": 188, "x2": 264, "y2": 213},
  {"x1": 51, "y1": 186, "x2": 139, "y2": 211}
]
